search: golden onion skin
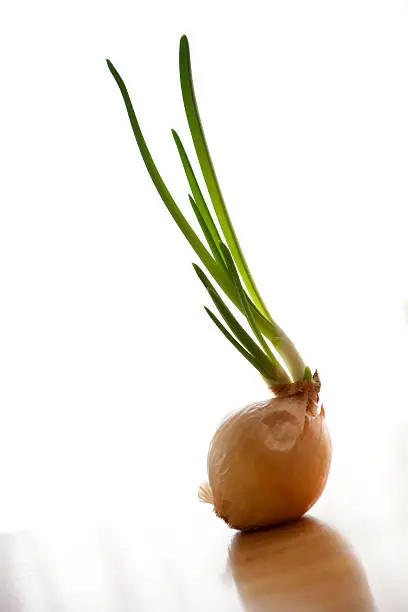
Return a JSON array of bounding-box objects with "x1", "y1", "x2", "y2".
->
[{"x1": 202, "y1": 381, "x2": 331, "y2": 530}]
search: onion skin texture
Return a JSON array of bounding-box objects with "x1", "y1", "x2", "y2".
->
[{"x1": 201, "y1": 381, "x2": 331, "y2": 531}]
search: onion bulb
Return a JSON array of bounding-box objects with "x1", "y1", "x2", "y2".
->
[
  {"x1": 200, "y1": 375, "x2": 331, "y2": 530},
  {"x1": 107, "y1": 35, "x2": 332, "y2": 530}
]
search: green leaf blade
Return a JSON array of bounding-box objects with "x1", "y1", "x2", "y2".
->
[
  {"x1": 178, "y1": 35, "x2": 271, "y2": 319},
  {"x1": 193, "y1": 264, "x2": 284, "y2": 381},
  {"x1": 204, "y1": 308, "x2": 274, "y2": 379},
  {"x1": 189, "y1": 196, "x2": 225, "y2": 268},
  {"x1": 106, "y1": 59, "x2": 231, "y2": 296},
  {"x1": 107, "y1": 50, "x2": 306, "y2": 383},
  {"x1": 172, "y1": 130, "x2": 223, "y2": 251},
  {"x1": 220, "y1": 242, "x2": 276, "y2": 364}
]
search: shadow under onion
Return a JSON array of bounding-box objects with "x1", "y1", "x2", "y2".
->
[{"x1": 229, "y1": 517, "x2": 376, "y2": 612}]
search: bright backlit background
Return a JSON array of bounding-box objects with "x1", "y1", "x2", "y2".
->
[{"x1": 1, "y1": 1, "x2": 408, "y2": 606}]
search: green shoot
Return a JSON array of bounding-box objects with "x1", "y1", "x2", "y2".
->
[
  {"x1": 107, "y1": 37, "x2": 310, "y2": 384},
  {"x1": 204, "y1": 307, "x2": 275, "y2": 380},
  {"x1": 179, "y1": 35, "x2": 271, "y2": 319},
  {"x1": 193, "y1": 264, "x2": 287, "y2": 382},
  {"x1": 220, "y1": 242, "x2": 276, "y2": 363},
  {"x1": 303, "y1": 366, "x2": 313, "y2": 382},
  {"x1": 189, "y1": 196, "x2": 226, "y2": 269},
  {"x1": 172, "y1": 130, "x2": 223, "y2": 257}
]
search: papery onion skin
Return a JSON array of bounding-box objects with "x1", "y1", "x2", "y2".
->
[{"x1": 200, "y1": 381, "x2": 331, "y2": 531}]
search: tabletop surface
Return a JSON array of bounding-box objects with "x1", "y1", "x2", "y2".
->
[
  {"x1": 0, "y1": 512, "x2": 381, "y2": 612},
  {"x1": 1, "y1": 397, "x2": 407, "y2": 612}
]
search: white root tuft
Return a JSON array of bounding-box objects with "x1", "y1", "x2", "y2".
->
[{"x1": 198, "y1": 482, "x2": 214, "y2": 504}]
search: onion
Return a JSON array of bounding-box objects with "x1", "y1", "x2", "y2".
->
[
  {"x1": 107, "y1": 35, "x2": 332, "y2": 530},
  {"x1": 200, "y1": 376, "x2": 331, "y2": 530}
]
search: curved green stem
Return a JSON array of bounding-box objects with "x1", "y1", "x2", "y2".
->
[
  {"x1": 106, "y1": 42, "x2": 307, "y2": 383},
  {"x1": 178, "y1": 36, "x2": 305, "y2": 380},
  {"x1": 179, "y1": 36, "x2": 270, "y2": 320}
]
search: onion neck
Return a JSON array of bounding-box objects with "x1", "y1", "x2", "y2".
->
[{"x1": 268, "y1": 371, "x2": 321, "y2": 416}]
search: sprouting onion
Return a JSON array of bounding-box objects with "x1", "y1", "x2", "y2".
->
[{"x1": 107, "y1": 35, "x2": 331, "y2": 530}]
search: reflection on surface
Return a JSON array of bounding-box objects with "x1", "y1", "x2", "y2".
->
[{"x1": 230, "y1": 517, "x2": 376, "y2": 612}]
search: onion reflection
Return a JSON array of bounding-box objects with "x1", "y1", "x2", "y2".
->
[{"x1": 229, "y1": 517, "x2": 376, "y2": 612}]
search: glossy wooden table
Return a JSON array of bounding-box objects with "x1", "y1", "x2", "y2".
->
[{"x1": 0, "y1": 515, "x2": 378, "y2": 612}]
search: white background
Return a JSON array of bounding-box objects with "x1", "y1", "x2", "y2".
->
[{"x1": 1, "y1": 0, "x2": 408, "y2": 606}]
